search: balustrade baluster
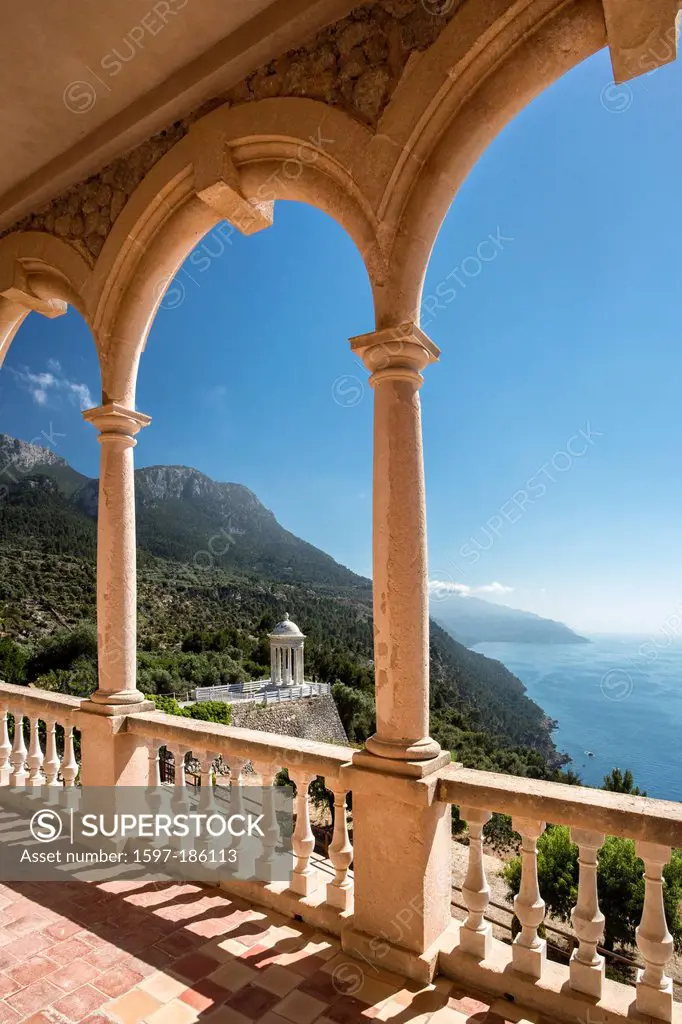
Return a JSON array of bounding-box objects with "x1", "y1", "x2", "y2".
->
[
  {"x1": 460, "y1": 806, "x2": 492, "y2": 958},
  {"x1": 145, "y1": 743, "x2": 166, "y2": 850},
  {"x1": 9, "y1": 710, "x2": 27, "y2": 785},
  {"x1": 636, "y1": 841, "x2": 674, "y2": 1022},
  {"x1": 254, "y1": 760, "x2": 280, "y2": 883},
  {"x1": 61, "y1": 723, "x2": 78, "y2": 787},
  {"x1": 43, "y1": 718, "x2": 61, "y2": 788},
  {"x1": 170, "y1": 745, "x2": 191, "y2": 852},
  {"x1": 290, "y1": 770, "x2": 317, "y2": 896},
  {"x1": 326, "y1": 785, "x2": 353, "y2": 911},
  {"x1": 0, "y1": 709, "x2": 11, "y2": 786},
  {"x1": 26, "y1": 715, "x2": 44, "y2": 787},
  {"x1": 570, "y1": 828, "x2": 605, "y2": 998},
  {"x1": 512, "y1": 817, "x2": 546, "y2": 979},
  {"x1": 196, "y1": 751, "x2": 217, "y2": 862},
  {"x1": 227, "y1": 758, "x2": 252, "y2": 875}
]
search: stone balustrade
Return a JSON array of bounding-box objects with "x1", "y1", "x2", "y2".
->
[
  {"x1": 438, "y1": 765, "x2": 682, "y2": 1023},
  {"x1": 0, "y1": 681, "x2": 81, "y2": 787},
  {"x1": 4, "y1": 678, "x2": 682, "y2": 1022},
  {"x1": 0, "y1": 683, "x2": 355, "y2": 933},
  {"x1": 126, "y1": 711, "x2": 355, "y2": 926}
]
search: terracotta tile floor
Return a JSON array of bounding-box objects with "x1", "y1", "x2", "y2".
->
[{"x1": 0, "y1": 880, "x2": 529, "y2": 1024}]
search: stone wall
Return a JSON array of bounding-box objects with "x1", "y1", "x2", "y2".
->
[
  {"x1": 1, "y1": 0, "x2": 458, "y2": 260},
  {"x1": 231, "y1": 694, "x2": 348, "y2": 746}
]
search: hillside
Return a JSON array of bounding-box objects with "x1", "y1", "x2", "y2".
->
[
  {"x1": 0, "y1": 435, "x2": 571, "y2": 778},
  {"x1": 433, "y1": 593, "x2": 588, "y2": 647}
]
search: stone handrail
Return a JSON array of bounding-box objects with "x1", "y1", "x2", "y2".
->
[
  {"x1": 127, "y1": 711, "x2": 355, "y2": 916},
  {"x1": 0, "y1": 680, "x2": 82, "y2": 717},
  {"x1": 126, "y1": 710, "x2": 353, "y2": 781},
  {"x1": 0, "y1": 688, "x2": 356, "y2": 919},
  {"x1": 438, "y1": 764, "x2": 680, "y2": 1022},
  {"x1": 438, "y1": 764, "x2": 682, "y2": 847},
  {"x1": 0, "y1": 680, "x2": 81, "y2": 787}
]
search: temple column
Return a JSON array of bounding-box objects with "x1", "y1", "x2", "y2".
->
[
  {"x1": 79, "y1": 402, "x2": 153, "y2": 786},
  {"x1": 342, "y1": 322, "x2": 451, "y2": 982}
]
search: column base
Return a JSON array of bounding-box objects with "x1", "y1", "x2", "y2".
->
[
  {"x1": 636, "y1": 971, "x2": 673, "y2": 1022},
  {"x1": 76, "y1": 704, "x2": 154, "y2": 786},
  {"x1": 84, "y1": 691, "x2": 154, "y2": 714},
  {"x1": 570, "y1": 950, "x2": 605, "y2": 999},
  {"x1": 364, "y1": 732, "x2": 442, "y2": 762},
  {"x1": 352, "y1": 747, "x2": 451, "y2": 779},
  {"x1": 343, "y1": 756, "x2": 452, "y2": 967}
]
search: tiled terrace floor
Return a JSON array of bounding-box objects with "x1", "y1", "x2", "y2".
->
[{"x1": 0, "y1": 879, "x2": 539, "y2": 1024}]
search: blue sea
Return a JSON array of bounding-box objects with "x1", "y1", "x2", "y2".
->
[{"x1": 474, "y1": 636, "x2": 682, "y2": 802}]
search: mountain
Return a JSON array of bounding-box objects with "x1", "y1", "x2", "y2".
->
[
  {"x1": 76, "y1": 465, "x2": 365, "y2": 587},
  {"x1": 433, "y1": 593, "x2": 588, "y2": 647},
  {"x1": 0, "y1": 433, "x2": 87, "y2": 496},
  {"x1": 0, "y1": 434, "x2": 570, "y2": 777}
]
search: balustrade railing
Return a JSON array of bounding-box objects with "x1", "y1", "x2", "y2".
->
[
  {"x1": 438, "y1": 766, "x2": 682, "y2": 1022},
  {"x1": 194, "y1": 680, "x2": 331, "y2": 703},
  {"x1": 0, "y1": 681, "x2": 81, "y2": 788},
  {"x1": 127, "y1": 710, "x2": 355, "y2": 916},
  {"x1": 4, "y1": 676, "x2": 682, "y2": 1022}
]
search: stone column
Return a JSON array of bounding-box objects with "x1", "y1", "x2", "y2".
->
[
  {"x1": 83, "y1": 403, "x2": 151, "y2": 708},
  {"x1": 350, "y1": 323, "x2": 441, "y2": 763},
  {"x1": 343, "y1": 323, "x2": 452, "y2": 983},
  {"x1": 79, "y1": 403, "x2": 153, "y2": 787}
]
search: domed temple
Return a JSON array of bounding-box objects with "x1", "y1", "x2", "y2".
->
[{"x1": 268, "y1": 613, "x2": 306, "y2": 686}]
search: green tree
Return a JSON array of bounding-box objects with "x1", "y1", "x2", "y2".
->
[
  {"x1": 25, "y1": 624, "x2": 97, "y2": 682},
  {"x1": 0, "y1": 636, "x2": 28, "y2": 684},
  {"x1": 603, "y1": 768, "x2": 646, "y2": 796},
  {"x1": 150, "y1": 693, "x2": 232, "y2": 725},
  {"x1": 331, "y1": 681, "x2": 374, "y2": 743}
]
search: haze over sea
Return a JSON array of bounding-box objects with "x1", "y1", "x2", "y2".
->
[{"x1": 474, "y1": 636, "x2": 682, "y2": 802}]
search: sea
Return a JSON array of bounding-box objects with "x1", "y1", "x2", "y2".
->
[{"x1": 474, "y1": 635, "x2": 682, "y2": 802}]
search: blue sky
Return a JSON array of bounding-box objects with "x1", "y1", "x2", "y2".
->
[{"x1": 2, "y1": 48, "x2": 681, "y2": 635}]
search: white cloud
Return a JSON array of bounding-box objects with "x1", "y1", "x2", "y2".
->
[
  {"x1": 428, "y1": 579, "x2": 514, "y2": 598},
  {"x1": 478, "y1": 581, "x2": 515, "y2": 595},
  {"x1": 8, "y1": 365, "x2": 93, "y2": 411}
]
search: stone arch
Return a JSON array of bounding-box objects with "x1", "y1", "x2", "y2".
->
[
  {"x1": 0, "y1": 230, "x2": 95, "y2": 370},
  {"x1": 91, "y1": 98, "x2": 382, "y2": 405},
  {"x1": 370, "y1": 0, "x2": 609, "y2": 325}
]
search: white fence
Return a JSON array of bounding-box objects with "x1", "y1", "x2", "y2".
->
[{"x1": 194, "y1": 681, "x2": 331, "y2": 704}]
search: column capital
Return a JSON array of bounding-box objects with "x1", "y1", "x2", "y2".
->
[
  {"x1": 349, "y1": 322, "x2": 440, "y2": 385},
  {"x1": 83, "y1": 403, "x2": 151, "y2": 446}
]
